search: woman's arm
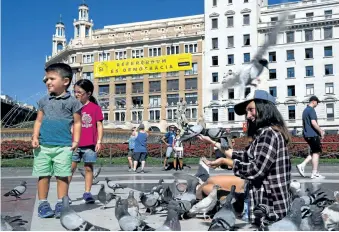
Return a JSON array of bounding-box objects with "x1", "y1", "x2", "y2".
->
[{"x1": 95, "y1": 121, "x2": 103, "y2": 152}]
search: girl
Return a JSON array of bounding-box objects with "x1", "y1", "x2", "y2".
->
[
  {"x1": 172, "y1": 129, "x2": 184, "y2": 170},
  {"x1": 69, "y1": 79, "x2": 104, "y2": 204}
]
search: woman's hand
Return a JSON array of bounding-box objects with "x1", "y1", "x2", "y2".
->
[
  {"x1": 197, "y1": 135, "x2": 214, "y2": 144},
  {"x1": 202, "y1": 157, "x2": 224, "y2": 169},
  {"x1": 95, "y1": 143, "x2": 102, "y2": 152}
]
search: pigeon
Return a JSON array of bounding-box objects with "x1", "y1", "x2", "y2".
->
[
  {"x1": 3, "y1": 181, "x2": 27, "y2": 200},
  {"x1": 217, "y1": 11, "x2": 289, "y2": 99},
  {"x1": 1, "y1": 215, "x2": 28, "y2": 231},
  {"x1": 115, "y1": 197, "x2": 154, "y2": 231},
  {"x1": 105, "y1": 177, "x2": 127, "y2": 192},
  {"x1": 155, "y1": 209, "x2": 181, "y2": 231},
  {"x1": 151, "y1": 179, "x2": 164, "y2": 194},
  {"x1": 177, "y1": 178, "x2": 199, "y2": 203},
  {"x1": 140, "y1": 191, "x2": 161, "y2": 215},
  {"x1": 60, "y1": 196, "x2": 109, "y2": 231},
  {"x1": 208, "y1": 185, "x2": 236, "y2": 231},
  {"x1": 161, "y1": 186, "x2": 174, "y2": 205},
  {"x1": 127, "y1": 190, "x2": 142, "y2": 218},
  {"x1": 262, "y1": 198, "x2": 305, "y2": 231},
  {"x1": 322, "y1": 191, "x2": 339, "y2": 231},
  {"x1": 78, "y1": 165, "x2": 102, "y2": 185},
  {"x1": 97, "y1": 184, "x2": 116, "y2": 209},
  {"x1": 189, "y1": 185, "x2": 221, "y2": 220}
]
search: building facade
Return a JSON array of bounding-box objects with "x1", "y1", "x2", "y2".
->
[
  {"x1": 46, "y1": 4, "x2": 204, "y2": 132},
  {"x1": 204, "y1": 0, "x2": 339, "y2": 134}
]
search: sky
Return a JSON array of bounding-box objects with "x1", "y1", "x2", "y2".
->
[{"x1": 1, "y1": 0, "x2": 297, "y2": 106}]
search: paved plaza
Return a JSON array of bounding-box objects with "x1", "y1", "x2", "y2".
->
[{"x1": 1, "y1": 165, "x2": 339, "y2": 231}]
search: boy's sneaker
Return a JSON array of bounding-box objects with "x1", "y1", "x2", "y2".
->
[
  {"x1": 311, "y1": 173, "x2": 325, "y2": 179},
  {"x1": 54, "y1": 202, "x2": 63, "y2": 219},
  {"x1": 38, "y1": 201, "x2": 54, "y2": 218},
  {"x1": 296, "y1": 164, "x2": 305, "y2": 177},
  {"x1": 83, "y1": 192, "x2": 95, "y2": 204}
]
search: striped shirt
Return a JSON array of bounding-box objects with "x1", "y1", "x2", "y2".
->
[{"x1": 232, "y1": 126, "x2": 292, "y2": 225}]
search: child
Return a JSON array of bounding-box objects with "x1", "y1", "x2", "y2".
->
[
  {"x1": 132, "y1": 124, "x2": 148, "y2": 173},
  {"x1": 68, "y1": 79, "x2": 104, "y2": 203},
  {"x1": 127, "y1": 127, "x2": 137, "y2": 171},
  {"x1": 172, "y1": 129, "x2": 184, "y2": 170},
  {"x1": 32, "y1": 63, "x2": 82, "y2": 218}
]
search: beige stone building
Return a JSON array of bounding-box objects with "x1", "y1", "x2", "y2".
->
[{"x1": 46, "y1": 3, "x2": 204, "y2": 132}]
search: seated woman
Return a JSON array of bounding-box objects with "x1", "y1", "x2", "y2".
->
[{"x1": 197, "y1": 90, "x2": 292, "y2": 227}]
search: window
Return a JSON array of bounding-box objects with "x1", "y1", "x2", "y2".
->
[
  {"x1": 305, "y1": 66, "x2": 314, "y2": 77},
  {"x1": 287, "y1": 85, "x2": 295, "y2": 96},
  {"x1": 132, "y1": 96, "x2": 143, "y2": 106},
  {"x1": 115, "y1": 97, "x2": 126, "y2": 108},
  {"x1": 212, "y1": 72, "x2": 218, "y2": 83},
  {"x1": 305, "y1": 30, "x2": 313, "y2": 41},
  {"x1": 288, "y1": 15, "x2": 296, "y2": 20},
  {"x1": 244, "y1": 0, "x2": 248, "y2": 2},
  {"x1": 132, "y1": 49, "x2": 144, "y2": 58},
  {"x1": 212, "y1": 18, "x2": 218, "y2": 29},
  {"x1": 149, "y1": 47, "x2": 161, "y2": 57},
  {"x1": 131, "y1": 111, "x2": 143, "y2": 122},
  {"x1": 286, "y1": 31, "x2": 294, "y2": 43},
  {"x1": 287, "y1": 67, "x2": 295, "y2": 78},
  {"x1": 132, "y1": 82, "x2": 143, "y2": 93},
  {"x1": 325, "y1": 83, "x2": 334, "y2": 94},
  {"x1": 212, "y1": 90, "x2": 219, "y2": 101},
  {"x1": 185, "y1": 78, "x2": 197, "y2": 90},
  {"x1": 167, "y1": 94, "x2": 179, "y2": 105},
  {"x1": 213, "y1": 0, "x2": 217, "y2": 6},
  {"x1": 115, "y1": 112, "x2": 126, "y2": 122},
  {"x1": 326, "y1": 103, "x2": 334, "y2": 119},
  {"x1": 131, "y1": 74, "x2": 143, "y2": 80},
  {"x1": 99, "y1": 52, "x2": 110, "y2": 61},
  {"x1": 115, "y1": 84, "x2": 126, "y2": 94},
  {"x1": 228, "y1": 54, "x2": 234, "y2": 65},
  {"x1": 167, "y1": 45, "x2": 179, "y2": 55},
  {"x1": 115, "y1": 51, "x2": 127, "y2": 60},
  {"x1": 306, "y1": 84, "x2": 314, "y2": 96},
  {"x1": 324, "y1": 46, "x2": 332, "y2": 57},
  {"x1": 286, "y1": 50, "x2": 294, "y2": 60},
  {"x1": 271, "y1": 17, "x2": 278, "y2": 22},
  {"x1": 185, "y1": 43, "x2": 198, "y2": 53},
  {"x1": 82, "y1": 72, "x2": 93, "y2": 81},
  {"x1": 115, "y1": 76, "x2": 127, "y2": 81},
  {"x1": 269, "y1": 69, "x2": 277, "y2": 79},
  {"x1": 324, "y1": 27, "x2": 333, "y2": 39},
  {"x1": 212, "y1": 56, "x2": 218, "y2": 66},
  {"x1": 149, "y1": 73, "x2": 161, "y2": 78},
  {"x1": 103, "y1": 112, "x2": 109, "y2": 121},
  {"x1": 149, "y1": 81, "x2": 161, "y2": 92},
  {"x1": 325, "y1": 64, "x2": 333, "y2": 75},
  {"x1": 186, "y1": 108, "x2": 197, "y2": 119},
  {"x1": 227, "y1": 16, "x2": 234, "y2": 27},
  {"x1": 149, "y1": 95, "x2": 161, "y2": 107},
  {"x1": 245, "y1": 87, "x2": 251, "y2": 98},
  {"x1": 325, "y1": 10, "x2": 332, "y2": 19},
  {"x1": 288, "y1": 105, "x2": 296, "y2": 120},
  {"x1": 305, "y1": 48, "x2": 313, "y2": 59},
  {"x1": 306, "y1": 12, "x2": 314, "y2": 20},
  {"x1": 167, "y1": 71, "x2": 179, "y2": 77},
  {"x1": 167, "y1": 109, "x2": 176, "y2": 120},
  {"x1": 212, "y1": 109, "x2": 218, "y2": 122},
  {"x1": 212, "y1": 38, "x2": 218, "y2": 49},
  {"x1": 228, "y1": 108, "x2": 235, "y2": 121},
  {"x1": 99, "y1": 98, "x2": 109, "y2": 109},
  {"x1": 228, "y1": 0, "x2": 232, "y2": 3},
  {"x1": 269, "y1": 52, "x2": 276, "y2": 62},
  {"x1": 167, "y1": 79, "x2": 179, "y2": 91},
  {"x1": 243, "y1": 14, "x2": 250, "y2": 25},
  {"x1": 243, "y1": 34, "x2": 250, "y2": 45},
  {"x1": 243, "y1": 53, "x2": 250, "y2": 63},
  {"x1": 228, "y1": 89, "x2": 234, "y2": 99},
  {"x1": 184, "y1": 62, "x2": 198, "y2": 75},
  {"x1": 269, "y1": 87, "x2": 277, "y2": 97},
  {"x1": 149, "y1": 110, "x2": 160, "y2": 121},
  {"x1": 83, "y1": 54, "x2": 94, "y2": 63},
  {"x1": 185, "y1": 92, "x2": 198, "y2": 104},
  {"x1": 227, "y1": 36, "x2": 234, "y2": 48},
  {"x1": 98, "y1": 85, "x2": 109, "y2": 96},
  {"x1": 69, "y1": 56, "x2": 76, "y2": 63}
]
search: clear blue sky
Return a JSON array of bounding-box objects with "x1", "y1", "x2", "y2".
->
[{"x1": 2, "y1": 0, "x2": 297, "y2": 106}]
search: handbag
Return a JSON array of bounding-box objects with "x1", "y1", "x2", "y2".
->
[{"x1": 175, "y1": 146, "x2": 183, "y2": 152}]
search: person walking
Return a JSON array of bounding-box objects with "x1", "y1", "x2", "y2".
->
[
  {"x1": 132, "y1": 124, "x2": 148, "y2": 173},
  {"x1": 127, "y1": 127, "x2": 137, "y2": 171}
]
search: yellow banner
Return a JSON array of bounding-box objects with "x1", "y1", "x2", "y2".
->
[{"x1": 94, "y1": 53, "x2": 192, "y2": 78}]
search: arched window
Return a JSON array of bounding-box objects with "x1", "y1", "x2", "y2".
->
[{"x1": 57, "y1": 43, "x2": 63, "y2": 51}]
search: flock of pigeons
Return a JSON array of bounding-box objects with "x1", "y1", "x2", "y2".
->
[{"x1": 2, "y1": 165, "x2": 339, "y2": 231}]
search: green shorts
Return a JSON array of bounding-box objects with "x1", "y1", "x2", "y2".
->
[{"x1": 32, "y1": 145, "x2": 73, "y2": 177}]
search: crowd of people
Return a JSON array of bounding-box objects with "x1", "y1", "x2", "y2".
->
[{"x1": 32, "y1": 62, "x2": 327, "y2": 227}]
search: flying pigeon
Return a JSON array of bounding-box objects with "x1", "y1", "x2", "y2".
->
[
  {"x1": 189, "y1": 185, "x2": 221, "y2": 220},
  {"x1": 97, "y1": 184, "x2": 116, "y2": 209},
  {"x1": 1, "y1": 215, "x2": 28, "y2": 231},
  {"x1": 105, "y1": 177, "x2": 127, "y2": 192},
  {"x1": 78, "y1": 165, "x2": 102, "y2": 185},
  {"x1": 217, "y1": 11, "x2": 289, "y2": 99},
  {"x1": 208, "y1": 185, "x2": 237, "y2": 231},
  {"x1": 155, "y1": 209, "x2": 181, "y2": 231},
  {"x1": 60, "y1": 196, "x2": 109, "y2": 231},
  {"x1": 3, "y1": 181, "x2": 27, "y2": 200}
]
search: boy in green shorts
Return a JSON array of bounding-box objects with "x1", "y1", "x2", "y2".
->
[{"x1": 31, "y1": 63, "x2": 82, "y2": 218}]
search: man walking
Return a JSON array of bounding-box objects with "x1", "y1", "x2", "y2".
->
[{"x1": 296, "y1": 96, "x2": 325, "y2": 179}]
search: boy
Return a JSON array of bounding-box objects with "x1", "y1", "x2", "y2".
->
[{"x1": 32, "y1": 63, "x2": 82, "y2": 218}]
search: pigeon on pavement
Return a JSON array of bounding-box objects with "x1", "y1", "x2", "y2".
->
[
  {"x1": 3, "y1": 181, "x2": 27, "y2": 200},
  {"x1": 97, "y1": 184, "x2": 116, "y2": 209},
  {"x1": 105, "y1": 177, "x2": 127, "y2": 192}
]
